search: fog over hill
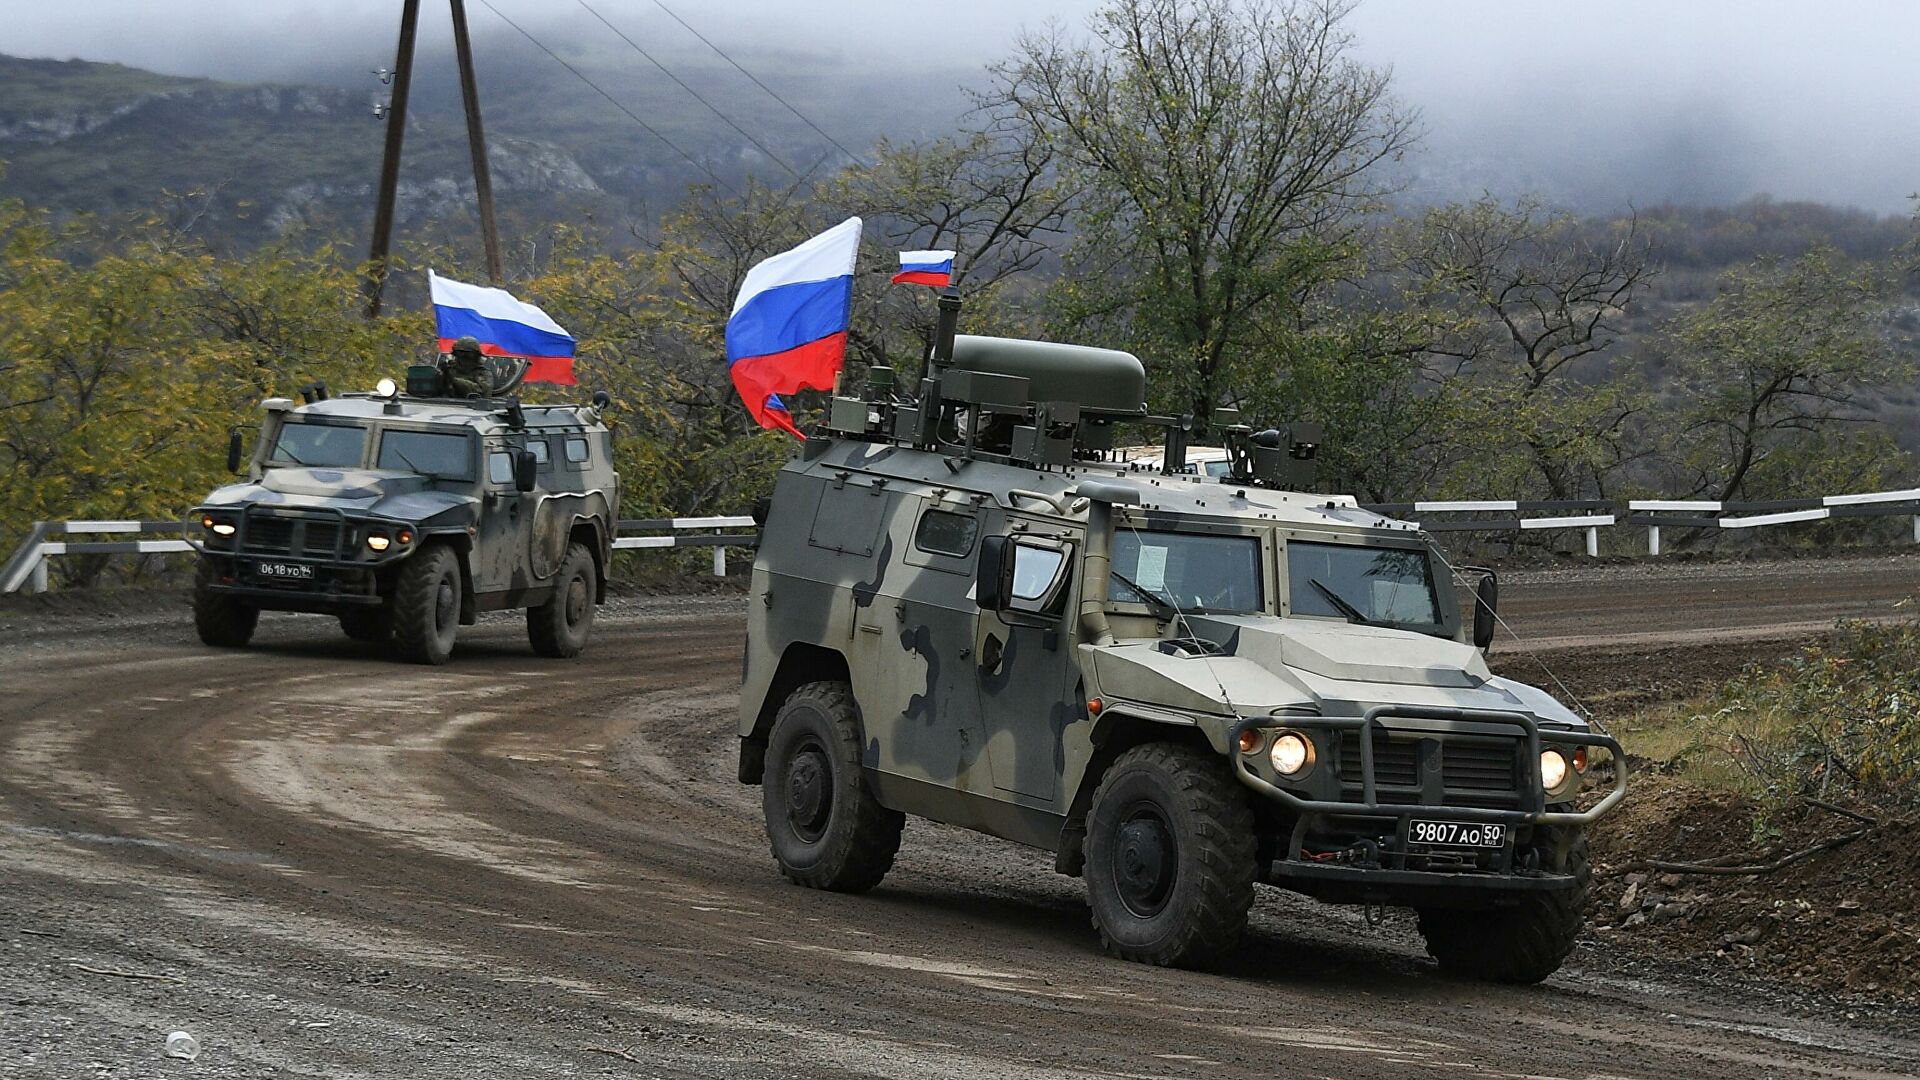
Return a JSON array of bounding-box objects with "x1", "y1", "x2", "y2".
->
[{"x1": 6, "y1": 0, "x2": 1917, "y2": 218}]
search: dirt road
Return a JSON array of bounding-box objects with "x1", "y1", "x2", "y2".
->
[{"x1": 5, "y1": 556, "x2": 1920, "y2": 1079}]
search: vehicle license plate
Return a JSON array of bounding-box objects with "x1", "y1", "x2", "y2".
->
[
  {"x1": 1408, "y1": 819, "x2": 1506, "y2": 849},
  {"x1": 257, "y1": 562, "x2": 314, "y2": 581}
]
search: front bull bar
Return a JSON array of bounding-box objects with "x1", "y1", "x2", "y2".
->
[{"x1": 1226, "y1": 704, "x2": 1629, "y2": 830}]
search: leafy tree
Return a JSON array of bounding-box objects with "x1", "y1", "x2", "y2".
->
[
  {"x1": 984, "y1": 0, "x2": 1412, "y2": 424},
  {"x1": 1666, "y1": 247, "x2": 1909, "y2": 501}
]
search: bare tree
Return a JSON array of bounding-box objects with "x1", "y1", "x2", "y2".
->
[{"x1": 1407, "y1": 197, "x2": 1656, "y2": 499}]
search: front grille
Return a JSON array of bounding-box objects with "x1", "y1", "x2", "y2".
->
[
  {"x1": 243, "y1": 516, "x2": 295, "y2": 554},
  {"x1": 1338, "y1": 733, "x2": 1419, "y2": 787},
  {"x1": 241, "y1": 514, "x2": 344, "y2": 559},
  {"x1": 301, "y1": 522, "x2": 341, "y2": 557},
  {"x1": 1443, "y1": 740, "x2": 1519, "y2": 793},
  {"x1": 1336, "y1": 731, "x2": 1523, "y2": 806}
]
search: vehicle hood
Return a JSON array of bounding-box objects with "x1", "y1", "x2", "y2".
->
[
  {"x1": 1086, "y1": 615, "x2": 1585, "y2": 728},
  {"x1": 200, "y1": 469, "x2": 476, "y2": 521}
]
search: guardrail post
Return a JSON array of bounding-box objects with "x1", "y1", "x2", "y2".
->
[
  {"x1": 1585, "y1": 526, "x2": 1598, "y2": 558},
  {"x1": 712, "y1": 546, "x2": 727, "y2": 578},
  {"x1": 28, "y1": 551, "x2": 49, "y2": 594},
  {"x1": 1913, "y1": 515, "x2": 1919, "y2": 544},
  {"x1": 1648, "y1": 525, "x2": 1661, "y2": 557}
]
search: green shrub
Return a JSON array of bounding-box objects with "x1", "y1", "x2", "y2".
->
[{"x1": 1693, "y1": 619, "x2": 1920, "y2": 821}]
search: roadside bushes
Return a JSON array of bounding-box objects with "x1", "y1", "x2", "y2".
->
[{"x1": 1690, "y1": 619, "x2": 1920, "y2": 824}]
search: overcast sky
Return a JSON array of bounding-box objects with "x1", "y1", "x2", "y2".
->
[{"x1": 7, "y1": 0, "x2": 1917, "y2": 214}]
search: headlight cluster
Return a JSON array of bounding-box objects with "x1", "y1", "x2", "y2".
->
[
  {"x1": 199, "y1": 514, "x2": 236, "y2": 538},
  {"x1": 364, "y1": 528, "x2": 415, "y2": 553},
  {"x1": 1237, "y1": 727, "x2": 1317, "y2": 779},
  {"x1": 1540, "y1": 745, "x2": 1589, "y2": 798}
]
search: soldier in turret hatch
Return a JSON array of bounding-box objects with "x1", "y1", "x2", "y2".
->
[{"x1": 445, "y1": 336, "x2": 490, "y2": 397}]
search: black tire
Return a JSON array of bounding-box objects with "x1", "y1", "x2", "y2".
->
[
  {"x1": 527, "y1": 542, "x2": 595, "y2": 658},
  {"x1": 338, "y1": 608, "x2": 392, "y2": 642},
  {"x1": 760, "y1": 681, "x2": 903, "y2": 892},
  {"x1": 1084, "y1": 742, "x2": 1257, "y2": 969},
  {"x1": 192, "y1": 558, "x2": 258, "y2": 648},
  {"x1": 1416, "y1": 826, "x2": 1591, "y2": 984},
  {"x1": 392, "y1": 545, "x2": 461, "y2": 665}
]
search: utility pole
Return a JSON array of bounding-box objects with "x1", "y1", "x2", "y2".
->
[
  {"x1": 364, "y1": 0, "x2": 506, "y2": 316},
  {"x1": 364, "y1": 0, "x2": 421, "y2": 318},
  {"x1": 449, "y1": 0, "x2": 504, "y2": 286}
]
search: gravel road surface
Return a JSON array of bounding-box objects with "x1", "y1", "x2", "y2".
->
[{"x1": 5, "y1": 555, "x2": 1920, "y2": 1079}]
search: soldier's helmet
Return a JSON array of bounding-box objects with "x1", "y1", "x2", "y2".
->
[{"x1": 451, "y1": 335, "x2": 483, "y2": 357}]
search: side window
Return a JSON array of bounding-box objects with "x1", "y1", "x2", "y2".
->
[
  {"x1": 527, "y1": 438, "x2": 551, "y2": 467},
  {"x1": 486, "y1": 451, "x2": 514, "y2": 485},
  {"x1": 913, "y1": 509, "x2": 978, "y2": 557},
  {"x1": 1007, "y1": 540, "x2": 1071, "y2": 614},
  {"x1": 563, "y1": 436, "x2": 590, "y2": 470}
]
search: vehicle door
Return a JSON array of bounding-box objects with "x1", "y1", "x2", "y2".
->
[
  {"x1": 972, "y1": 512, "x2": 1083, "y2": 805},
  {"x1": 477, "y1": 435, "x2": 547, "y2": 593}
]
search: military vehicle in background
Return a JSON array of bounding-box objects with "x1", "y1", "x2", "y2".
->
[
  {"x1": 187, "y1": 358, "x2": 618, "y2": 664},
  {"x1": 738, "y1": 294, "x2": 1626, "y2": 982}
]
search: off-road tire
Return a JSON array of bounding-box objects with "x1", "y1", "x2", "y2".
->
[
  {"x1": 527, "y1": 542, "x2": 595, "y2": 658},
  {"x1": 338, "y1": 608, "x2": 392, "y2": 642},
  {"x1": 391, "y1": 545, "x2": 461, "y2": 665},
  {"x1": 1084, "y1": 742, "x2": 1258, "y2": 969},
  {"x1": 1416, "y1": 826, "x2": 1591, "y2": 984},
  {"x1": 192, "y1": 558, "x2": 258, "y2": 648},
  {"x1": 761, "y1": 681, "x2": 903, "y2": 892}
]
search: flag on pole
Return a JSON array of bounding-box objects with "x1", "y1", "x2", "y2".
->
[
  {"x1": 429, "y1": 271, "x2": 577, "y2": 385},
  {"x1": 891, "y1": 249, "x2": 955, "y2": 288},
  {"x1": 725, "y1": 216, "x2": 862, "y2": 439}
]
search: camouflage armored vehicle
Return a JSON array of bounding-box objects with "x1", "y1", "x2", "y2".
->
[
  {"x1": 738, "y1": 298, "x2": 1626, "y2": 982},
  {"x1": 188, "y1": 362, "x2": 618, "y2": 664}
]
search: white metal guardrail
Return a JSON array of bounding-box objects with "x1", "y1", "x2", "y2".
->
[
  {"x1": 10, "y1": 486, "x2": 1920, "y2": 593},
  {"x1": 1, "y1": 516, "x2": 758, "y2": 595}
]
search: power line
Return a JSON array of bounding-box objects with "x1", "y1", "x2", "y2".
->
[
  {"x1": 648, "y1": 0, "x2": 869, "y2": 169},
  {"x1": 574, "y1": 0, "x2": 799, "y2": 179},
  {"x1": 472, "y1": 0, "x2": 739, "y2": 196}
]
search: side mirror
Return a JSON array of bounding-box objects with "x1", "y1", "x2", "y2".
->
[
  {"x1": 976, "y1": 535, "x2": 1014, "y2": 612},
  {"x1": 513, "y1": 449, "x2": 538, "y2": 493},
  {"x1": 1472, "y1": 572, "x2": 1499, "y2": 651},
  {"x1": 226, "y1": 429, "x2": 245, "y2": 474}
]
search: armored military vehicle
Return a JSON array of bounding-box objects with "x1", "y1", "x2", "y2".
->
[
  {"x1": 738, "y1": 296, "x2": 1626, "y2": 982},
  {"x1": 187, "y1": 361, "x2": 618, "y2": 665}
]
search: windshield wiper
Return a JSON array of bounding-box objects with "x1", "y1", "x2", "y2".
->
[
  {"x1": 1309, "y1": 578, "x2": 1389, "y2": 628},
  {"x1": 1109, "y1": 569, "x2": 1180, "y2": 621}
]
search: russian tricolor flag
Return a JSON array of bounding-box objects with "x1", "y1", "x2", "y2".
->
[
  {"x1": 892, "y1": 249, "x2": 955, "y2": 288},
  {"x1": 429, "y1": 271, "x2": 577, "y2": 385},
  {"x1": 725, "y1": 217, "x2": 862, "y2": 439}
]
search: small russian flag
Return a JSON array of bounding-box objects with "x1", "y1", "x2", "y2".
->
[{"x1": 892, "y1": 249, "x2": 956, "y2": 288}]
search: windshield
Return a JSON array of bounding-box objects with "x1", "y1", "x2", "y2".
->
[
  {"x1": 378, "y1": 430, "x2": 474, "y2": 480},
  {"x1": 1287, "y1": 541, "x2": 1440, "y2": 626},
  {"x1": 270, "y1": 421, "x2": 367, "y2": 467},
  {"x1": 1108, "y1": 529, "x2": 1263, "y2": 613}
]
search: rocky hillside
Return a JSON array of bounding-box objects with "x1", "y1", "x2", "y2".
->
[{"x1": 0, "y1": 55, "x2": 632, "y2": 248}]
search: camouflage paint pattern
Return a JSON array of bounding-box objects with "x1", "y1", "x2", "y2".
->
[
  {"x1": 188, "y1": 391, "x2": 617, "y2": 618},
  {"x1": 742, "y1": 433, "x2": 1613, "y2": 861}
]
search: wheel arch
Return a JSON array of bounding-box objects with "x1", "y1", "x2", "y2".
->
[
  {"x1": 738, "y1": 642, "x2": 852, "y2": 784},
  {"x1": 1054, "y1": 710, "x2": 1221, "y2": 876},
  {"x1": 567, "y1": 517, "x2": 609, "y2": 602}
]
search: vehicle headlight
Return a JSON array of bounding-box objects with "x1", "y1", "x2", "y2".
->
[
  {"x1": 1270, "y1": 731, "x2": 1315, "y2": 778},
  {"x1": 366, "y1": 533, "x2": 391, "y2": 552},
  {"x1": 200, "y1": 515, "x2": 236, "y2": 537},
  {"x1": 376, "y1": 377, "x2": 398, "y2": 398},
  {"x1": 1540, "y1": 748, "x2": 1571, "y2": 793}
]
